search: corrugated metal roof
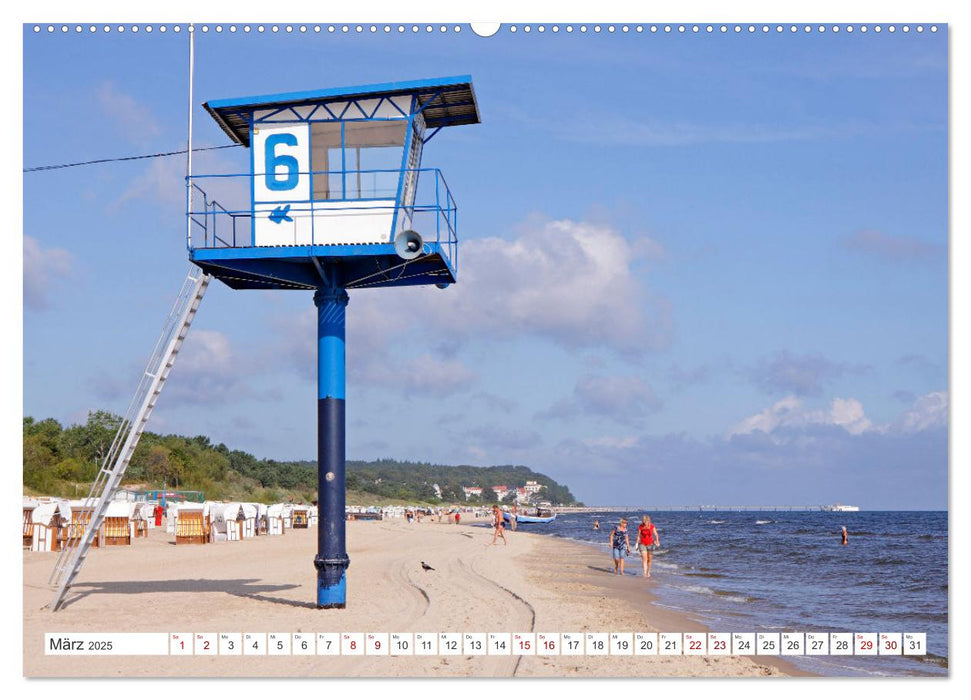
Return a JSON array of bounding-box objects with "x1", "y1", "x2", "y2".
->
[{"x1": 204, "y1": 75, "x2": 480, "y2": 147}]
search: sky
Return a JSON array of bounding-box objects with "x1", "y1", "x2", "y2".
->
[{"x1": 22, "y1": 23, "x2": 949, "y2": 509}]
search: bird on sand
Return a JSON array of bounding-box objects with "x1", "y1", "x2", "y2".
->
[{"x1": 421, "y1": 561, "x2": 435, "y2": 571}]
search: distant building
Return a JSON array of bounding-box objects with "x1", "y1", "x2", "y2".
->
[
  {"x1": 492, "y1": 485, "x2": 510, "y2": 501},
  {"x1": 432, "y1": 483, "x2": 442, "y2": 499},
  {"x1": 462, "y1": 486, "x2": 483, "y2": 500},
  {"x1": 524, "y1": 480, "x2": 543, "y2": 495}
]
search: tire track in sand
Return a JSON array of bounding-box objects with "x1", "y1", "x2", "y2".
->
[{"x1": 460, "y1": 555, "x2": 536, "y2": 676}]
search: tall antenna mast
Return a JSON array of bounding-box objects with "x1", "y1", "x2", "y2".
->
[{"x1": 185, "y1": 24, "x2": 195, "y2": 250}]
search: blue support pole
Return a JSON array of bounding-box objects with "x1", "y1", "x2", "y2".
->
[{"x1": 313, "y1": 285, "x2": 349, "y2": 608}]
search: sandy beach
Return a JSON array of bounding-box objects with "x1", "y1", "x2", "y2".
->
[{"x1": 23, "y1": 517, "x2": 801, "y2": 677}]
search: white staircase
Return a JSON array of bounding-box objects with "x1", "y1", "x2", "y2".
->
[{"x1": 49, "y1": 265, "x2": 211, "y2": 611}]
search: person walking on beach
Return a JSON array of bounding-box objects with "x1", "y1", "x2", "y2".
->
[
  {"x1": 841, "y1": 526, "x2": 848, "y2": 546},
  {"x1": 491, "y1": 505, "x2": 507, "y2": 546},
  {"x1": 636, "y1": 515, "x2": 660, "y2": 578},
  {"x1": 610, "y1": 518, "x2": 630, "y2": 575}
]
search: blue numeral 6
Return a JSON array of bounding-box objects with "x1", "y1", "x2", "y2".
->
[{"x1": 265, "y1": 133, "x2": 299, "y2": 191}]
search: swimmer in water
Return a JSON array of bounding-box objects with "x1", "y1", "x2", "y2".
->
[
  {"x1": 841, "y1": 526, "x2": 848, "y2": 545},
  {"x1": 593, "y1": 519, "x2": 600, "y2": 530}
]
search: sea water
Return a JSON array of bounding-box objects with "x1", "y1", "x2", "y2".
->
[{"x1": 525, "y1": 510, "x2": 947, "y2": 677}]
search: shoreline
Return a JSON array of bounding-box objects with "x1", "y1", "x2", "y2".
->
[
  {"x1": 508, "y1": 524, "x2": 808, "y2": 677},
  {"x1": 24, "y1": 517, "x2": 801, "y2": 677}
]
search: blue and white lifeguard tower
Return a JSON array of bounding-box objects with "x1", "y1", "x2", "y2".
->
[
  {"x1": 188, "y1": 75, "x2": 478, "y2": 289},
  {"x1": 186, "y1": 76, "x2": 480, "y2": 607},
  {"x1": 48, "y1": 75, "x2": 479, "y2": 612}
]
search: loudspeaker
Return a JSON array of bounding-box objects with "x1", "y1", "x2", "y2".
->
[{"x1": 394, "y1": 230, "x2": 424, "y2": 260}]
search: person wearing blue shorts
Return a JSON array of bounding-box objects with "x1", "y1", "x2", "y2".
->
[{"x1": 610, "y1": 518, "x2": 631, "y2": 575}]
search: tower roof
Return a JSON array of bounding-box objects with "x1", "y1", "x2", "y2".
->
[{"x1": 204, "y1": 75, "x2": 480, "y2": 146}]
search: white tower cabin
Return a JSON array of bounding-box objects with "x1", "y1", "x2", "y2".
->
[{"x1": 188, "y1": 76, "x2": 480, "y2": 290}]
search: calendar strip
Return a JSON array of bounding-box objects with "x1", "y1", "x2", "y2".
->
[{"x1": 45, "y1": 632, "x2": 927, "y2": 656}]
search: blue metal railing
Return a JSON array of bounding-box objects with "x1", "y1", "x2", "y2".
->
[{"x1": 186, "y1": 168, "x2": 458, "y2": 273}]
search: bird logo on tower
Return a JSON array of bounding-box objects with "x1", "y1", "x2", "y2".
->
[{"x1": 269, "y1": 204, "x2": 293, "y2": 224}]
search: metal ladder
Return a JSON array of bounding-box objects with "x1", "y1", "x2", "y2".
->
[{"x1": 49, "y1": 265, "x2": 211, "y2": 611}]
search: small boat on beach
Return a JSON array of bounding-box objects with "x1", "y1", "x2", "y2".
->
[{"x1": 503, "y1": 508, "x2": 556, "y2": 525}]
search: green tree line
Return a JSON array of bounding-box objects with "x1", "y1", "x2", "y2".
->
[{"x1": 23, "y1": 411, "x2": 581, "y2": 506}]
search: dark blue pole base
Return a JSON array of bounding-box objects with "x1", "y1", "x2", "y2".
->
[
  {"x1": 314, "y1": 554, "x2": 350, "y2": 608},
  {"x1": 314, "y1": 285, "x2": 349, "y2": 609}
]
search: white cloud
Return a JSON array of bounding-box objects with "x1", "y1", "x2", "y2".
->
[
  {"x1": 23, "y1": 236, "x2": 73, "y2": 311},
  {"x1": 730, "y1": 395, "x2": 804, "y2": 436},
  {"x1": 164, "y1": 329, "x2": 267, "y2": 405},
  {"x1": 351, "y1": 216, "x2": 671, "y2": 356},
  {"x1": 112, "y1": 142, "x2": 248, "y2": 214},
  {"x1": 730, "y1": 391, "x2": 945, "y2": 439},
  {"x1": 893, "y1": 391, "x2": 948, "y2": 433},
  {"x1": 826, "y1": 397, "x2": 873, "y2": 435},
  {"x1": 540, "y1": 373, "x2": 661, "y2": 423},
  {"x1": 730, "y1": 395, "x2": 872, "y2": 438},
  {"x1": 98, "y1": 82, "x2": 161, "y2": 144}
]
